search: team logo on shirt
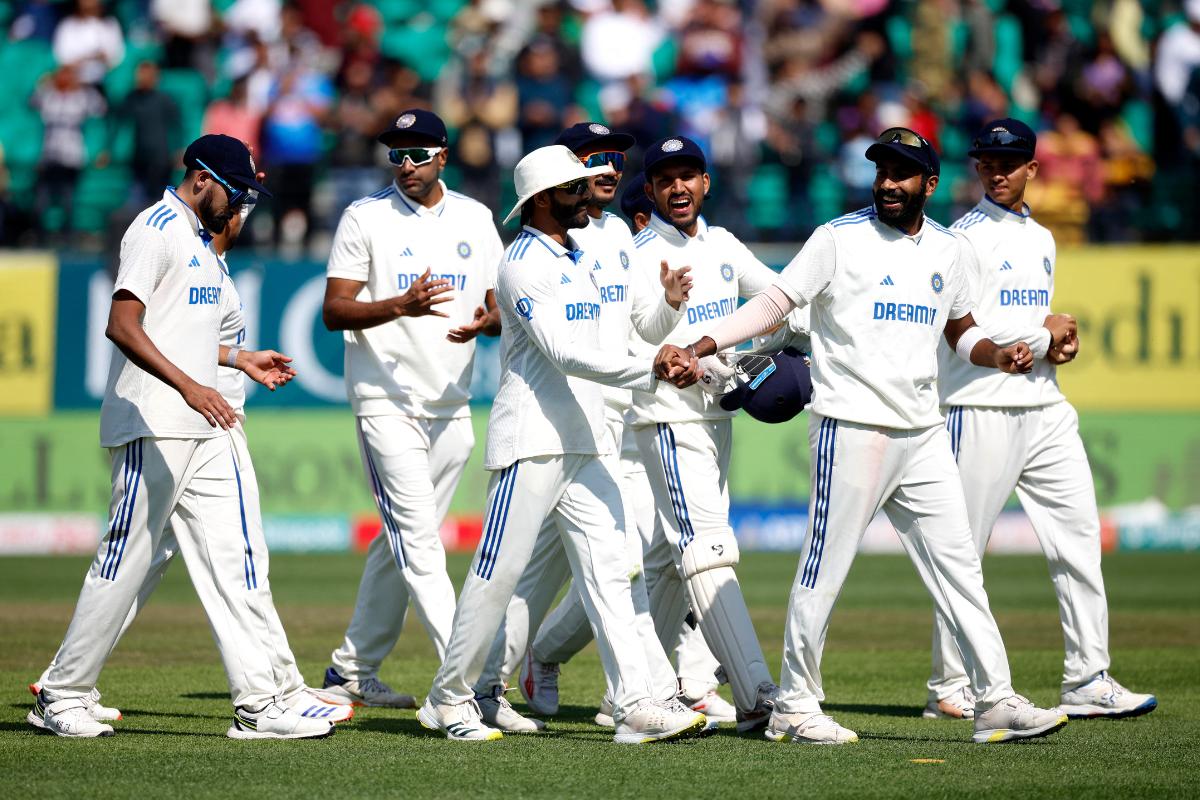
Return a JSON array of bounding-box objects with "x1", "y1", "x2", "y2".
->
[
  {"x1": 720, "y1": 263, "x2": 734, "y2": 282},
  {"x1": 399, "y1": 247, "x2": 414, "y2": 257},
  {"x1": 619, "y1": 250, "x2": 630, "y2": 269},
  {"x1": 457, "y1": 241, "x2": 471, "y2": 259},
  {"x1": 515, "y1": 297, "x2": 533, "y2": 319},
  {"x1": 188, "y1": 255, "x2": 201, "y2": 268},
  {"x1": 1043, "y1": 256, "x2": 1052, "y2": 274},
  {"x1": 930, "y1": 272, "x2": 944, "y2": 294}
]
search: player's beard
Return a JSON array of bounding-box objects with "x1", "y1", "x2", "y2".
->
[
  {"x1": 197, "y1": 190, "x2": 233, "y2": 235},
  {"x1": 551, "y1": 193, "x2": 591, "y2": 230},
  {"x1": 873, "y1": 177, "x2": 928, "y2": 229}
]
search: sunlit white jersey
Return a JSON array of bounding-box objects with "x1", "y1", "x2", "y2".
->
[
  {"x1": 326, "y1": 180, "x2": 502, "y2": 418},
  {"x1": 938, "y1": 196, "x2": 1063, "y2": 408},
  {"x1": 775, "y1": 207, "x2": 974, "y2": 430},
  {"x1": 215, "y1": 257, "x2": 247, "y2": 412}
]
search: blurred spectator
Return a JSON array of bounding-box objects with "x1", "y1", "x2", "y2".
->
[
  {"x1": 534, "y1": 1, "x2": 584, "y2": 85},
  {"x1": 1075, "y1": 33, "x2": 1133, "y2": 133},
  {"x1": 1032, "y1": 113, "x2": 1102, "y2": 244},
  {"x1": 337, "y1": 3, "x2": 385, "y2": 88},
  {"x1": 223, "y1": 0, "x2": 283, "y2": 44},
  {"x1": 203, "y1": 76, "x2": 264, "y2": 157},
  {"x1": 675, "y1": 0, "x2": 743, "y2": 81},
  {"x1": 52, "y1": 0, "x2": 125, "y2": 88},
  {"x1": 9, "y1": 0, "x2": 60, "y2": 42},
  {"x1": 1090, "y1": 119, "x2": 1155, "y2": 241},
  {"x1": 1155, "y1": 0, "x2": 1200, "y2": 110},
  {"x1": 262, "y1": 63, "x2": 333, "y2": 247},
  {"x1": 328, "y1": 59, "x2": 393, "y2": 214},
  {"x1": 580, "y1": 0, "x2": 664, "y2": 85},
  {"x1": 151, "y1": 0, "x2": 213, "y2": 75},
  {"x1": 516, "y1": 37, "x2": 572, "y2": 151},
  {"x1": 838, "y1": 122, "x2": 876, "y2": 209},
  {"x1": 30, "y1": 64, "x2": 105, "y2": 243},
  {"x1": 104, "y1": 61, "x2": 181, "y2": 204}
]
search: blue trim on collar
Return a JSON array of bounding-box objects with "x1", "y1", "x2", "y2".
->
[
  {"x1": 165, "y1": 186, "x2": 207, "y2": 238},
  {"x1": 648, "y1": 210, "x2": 707, "y2": 241},
  {"x1": 520, "y1": 225, "x2": 570, "y2": 258},
  {"x1": 983, "y1": 194, "x2": 1030, "y2": 218},
  {"x1": 394, "y1": 180, "x2": 449, "y2": 217}
]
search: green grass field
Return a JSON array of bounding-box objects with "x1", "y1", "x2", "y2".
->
[{"x1": 2, "y1": 551, "x2": 1197, "y2": 799}]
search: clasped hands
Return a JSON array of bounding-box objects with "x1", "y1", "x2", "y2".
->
[{"x1": 654, "y1": 342, "x2": 706, "y2": 388}]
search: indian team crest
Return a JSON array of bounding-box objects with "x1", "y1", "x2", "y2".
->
[
  {"x1": 457, "y1": 241, "x2": 472, "y2": 259},
  {"x1": 931, "y1": 272, "x2": 945, "y2": 294},
  {"x1": 1043, "y1": 256, "x2": 1052, "y2": 274},
  {"x1": 662, "y1": 138, "x2": 684, "y2": 153},
  {"x1": 720, "y1": 263, "x2": 734, "y2": 282},
  {"x1": 619, "y1": 250, "x2": 630, "y2": 269},
  {"x1": 589, "y1": 123, "x2": 611, "y2": 135},
  {"x1": 396, "y1": 113, "x2": 416, "y2": 129}
]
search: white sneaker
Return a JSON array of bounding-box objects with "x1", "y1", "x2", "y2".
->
[
  {"x1": 283, "y1": 688, "x2": 355, "y2": 723},
  {"x1": 1059, "y1": 672, "x2": 1157, "y2": 719},
  {"x1": 39, "y1": 696, "x2": 115, "y2": 738},
  {"x1": 683, "y1": 689, "x2": 737, "y2": 724},
  {"x1": 227, "y1": 701, "x2": 335, "y2": 739},
  {"x1": 594, "y1": 695, "x2": 615, "y2": 728},
  {"x1": 417, "y1": 697, "x2": 503, "y2": 742},
  {"x1": 519, "y1": 649, "x2": 560, "y2": 716},
  {"x1": 29, "y1": 683, "x2": 121, "y2": 723},
  {"x1": 313, "y1": 667, "x2": 416, "y2": 708},
  {"x1": 735, "y1": 681, "x2": 778, "y2": 733},
  {"x1": 476, "y1": 687, "x2": 546, "y2": 733},
  {"x1": 613, "y1": 698, "x2": 706, "y2": 744},
  {"x1": 923, "y1": 686, "x2": 976, "y2": 720},
  {"x1": 973, "y1": 694, "x2": 1068, "y2": 743},
  {"x1": 764, "y1": 710, "x2": 859, "y2": 744}
]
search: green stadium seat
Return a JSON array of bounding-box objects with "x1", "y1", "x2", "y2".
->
[
  {"x1": 104, "y1": 42, "x2": 164, "y2": 104},
  {"x1": 992, "y1": 15, "x2": 1022, "y2": 92},
  {"x1": 380, "y1": 21, "x2": 450, "y2": 83},
  {"x1": 747, "y1": 164, "x2": 788, "y2": 231},
  {"x1": 1, "y1": 39, "x2": 57, "y2": 105},
  {"x1": 0, "y1": 108, "x2": 44, "y2": 170},
  {"x1": 808, "y1": 165, "x2": 843, "y2": 223},
  {"x1": 370, "y1": 0, "x2": 425, "y2": 24},
  {"x1": 157, "y1": 69, "x2": 210, "y2": 148},
  {"x1": 427, "y1": 0, "x2": 467, "y2": 23},
  {"x1": 1121, "y1": 100, "x2": 1154, "y2": 155}
]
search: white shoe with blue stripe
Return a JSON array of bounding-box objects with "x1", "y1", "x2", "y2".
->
[
  {"x1": 1059, "y1": 673, "x2": 1157, "y2": 719},
  {"x1": 284, "y1": 688, "x2": 355, "y2": 723},
  {"x1": 314, "y1": 667, "x2": 416, "y2": 708},
  {"x1": 227, "y1": 701, "x2": 335, "y2": 740},
  {"x1": 418, "y1": 697, "x2": 503, "y2": 741}
]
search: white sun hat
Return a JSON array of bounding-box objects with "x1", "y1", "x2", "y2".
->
[{"x1": 502, "y1": 145, "x2": 614, "y2": 224}]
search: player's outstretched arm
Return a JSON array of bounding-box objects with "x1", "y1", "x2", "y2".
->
[
  {"x1": 447, "y1": 289, "x2": 502, "y2": 343},
  {"x1": 944, "y1": 313, "x2": 1034, "y2": 374},
  {"x1": 322, "y1": 269, "x2": 454, "y2": 331},
  {"x1": 221, "y1": 347, "x2": 298, "y2": 391},
  {"x1": 107, "y1": 290, "x2": 236, "y2": 429}
]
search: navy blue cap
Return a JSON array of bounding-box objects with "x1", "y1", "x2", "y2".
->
[
  {"x1": 718, "y1": 348, "x2": 813, "y2": 424},
  {"x1": 377, "y1": 108, "x2": 448, "y2": 147},
  {"x1": 183, "y1": 134, "x2": 272, "y2": 197},
  {"x1": 620, "y1": 172, "x2": 653, "y2": 220},
  {"x1": 643, "y1": 135, "x2": 707, "y2": 178},
  {"x1": 866, "y1": 127, "x2": 940, "y2": 177},
  {"x1": 968, "y1": 118, "x2": 1037, "y2": 159},
  {"x1": 554, "y1": 122, "x2": 635, "y2": 155}
]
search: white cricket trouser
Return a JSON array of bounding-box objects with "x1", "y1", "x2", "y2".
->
[
  {"x1": 473, "y1": 413, "x2": 676, "y2": 701},
  {"x1": 430, "y1": 453, "x2": 655, "y2": 719},
  {"x1": 42, "y1": 435, "x2": 281, "y2": 708},
  {"x1": 38, "y1": 420, "x2": 308, "y2": 700},
  {"x1": 330, "y1": 414, "x2": 470, "y2": 679},
  {"x1": 776, "y1": 413, "x2": 1015, "y2": 715},
  {"x1": 635, "y1": 419, "x2": 774, "y2": 712},
  {"x1": 930, "y1": 400, "x2": 1109, "y2": 696}
]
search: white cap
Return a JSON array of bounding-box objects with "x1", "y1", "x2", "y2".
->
[{"x1": 503, "y1": 145, "x2": 614, "y2": 224}]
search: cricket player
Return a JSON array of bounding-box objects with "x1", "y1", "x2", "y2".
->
[
  {"x1": 627, "y1": 136, "x2": 785, "y2": 732},
  {"x1": 661, "y1": 127, "x2": 1074, "y2": 744},
  {"x1": 924, "y1": 118, "x2": 1157, "y2": 720},
  {"x1": 317, "y1": 109, "x2": 503, "y2": 708},
  {"x1": 465, "y1": 125, "x2": 708, "y2": 731},
  {"x1": 29, "y1": 189, "x2": 354, "y2": 729},
  {"x1": 516, "y1": 165, "x2": 736, "y2": 726},
  {"x1": 418, "y1": 145, "x2": 705, "y2": 743},
  {"x1": 31, "y1": 135, "x2": 332, "y2": 739}
]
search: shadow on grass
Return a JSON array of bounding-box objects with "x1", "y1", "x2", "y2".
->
[
  {"x1": 823, "y1": 702, "x2": 925, "y2": 719},
  {"x1": 120, "y1": 707, "x2": 228, "y2": 721},
  {"x1": 179, "y1": 692, "x2": 230, "y2": 701}
]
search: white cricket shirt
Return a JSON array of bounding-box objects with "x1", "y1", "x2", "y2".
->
[
  {"x1": 326, "y1": 180, "x2": 502, "y2": 418},
  {"x1": 571, "y1": 211, "x2": 682, "y2": 412},
  {"x1": 99, "y1": 188, "x2": 228, "y2": 447},
  {"x1": 938, "y1": 196, "x2": 1063, "y2": 408},
  {"x1": 216, "y1": 257, "x2": 247, "y2": 412},
  {"x1": 775, "y1": 207, "x2": 974, "y2": 430},
  {"x1": 485, "y1": 226, "x2": 658, "y2": 471},
  {"x1": 630, "y1": 212, "x2": 780, "y2": 424}
]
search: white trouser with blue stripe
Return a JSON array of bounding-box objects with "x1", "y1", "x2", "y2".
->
[
  {"x1": 471, "y1": 413, "x2": 678, "y2": 702},
  {"x1": 634, "y1": 418, "x2": 775, "y2": 713},
  {"x1": 777, "y1": 413, "x2": 1015, "y2": 715},
  {"x1": 430, "y1": 453, "x2": 655, "y2": 720},
  {"x1": 41, "y1": 433, "x2": 280, "y2": 708},
  {"x1": 931, "y1": 400, "x2": 1109, "y2": 698},
  {"x1": 330, "y1": 414, "x2": 469, "y2": 679},
  {"x1": 38, "y1": 419, "x2": 309, "y2": 702}
]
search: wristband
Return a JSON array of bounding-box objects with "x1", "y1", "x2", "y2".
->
[
  {"x1": 954, "y1": 326, "x2": 987, "y2": 364},
  {"x1": 225, "y1": 347, "x2": 241, "y2": 369}
]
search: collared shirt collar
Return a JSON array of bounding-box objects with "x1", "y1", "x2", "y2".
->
[
  {"x1": 164, "y1": 186, "x2": 213, "y2": 245},
  {"x1": 394, "y1": 179, "x2": 449, "y2": 218},
  {"x1": 521, "y1": 225, "x2": 584, "y2": 263},
  {"x1": 647, "y1": 209, "x2": 709, "y2": 242},
  {"x1": 982, "y1": 193, "x2": 1031, "y2": 221},
  {"x1": 872, "y1": 209, "x2": 927, "y2": 243}
]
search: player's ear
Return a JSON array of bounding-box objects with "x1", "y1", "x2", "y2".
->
[
  {"x1": 701, "y1": 172, "x2": 711, "y2": 196},
  {"x1": 924, "y1": 173, "x2": 939, "y2": 198},
  {"x1": 1026, "y1": 159, "x2": 1039, "y2": 180},
  {"x1": 436, "y1": 148, "x2": 449, "y2": 170}
]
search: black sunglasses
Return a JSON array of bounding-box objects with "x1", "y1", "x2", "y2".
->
[
  {"x1": 196, "y1": 158, "x2": 256, "y2": 208},
  {"x1": 876, "y1": 127, "x2": 928, "y2": 149},
  {"x1": 552, "y1": 178, "x2": 590, "y2": 196}
]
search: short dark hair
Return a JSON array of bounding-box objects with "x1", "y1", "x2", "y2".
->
[{"x1": 520, "y1": 201, "x2": 534, "y2": 226}]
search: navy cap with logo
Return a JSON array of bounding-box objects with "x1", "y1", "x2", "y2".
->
[
  {"x1": 620, "y1": 172, "x2": 654, "y2": 220},
  {"x1": 865, "y1": 127, "x2": 940, "y2": 177},
  {"x1": 642, "y1": 135, "x2": 707, "y2": 178},
  {"x1": 968, "y1": 118, "x2": 1037, "y2": 159},
  {"x1": 377, "y1": 108, "x2": 449, "y2": 147},
  {"x1": 718, "y1": 348, "x2": 813, "y2": 424},
  {"x1": 183, "y1": 134, "x2": 272, "y2": 197},
  {"x1": 554, "y1": 122, "x2": 636, "y2": 155}
]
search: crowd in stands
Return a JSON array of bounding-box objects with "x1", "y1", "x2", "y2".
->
[{"x1": 0, "y1": 0, "x2": 1196, "y2": 251}]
